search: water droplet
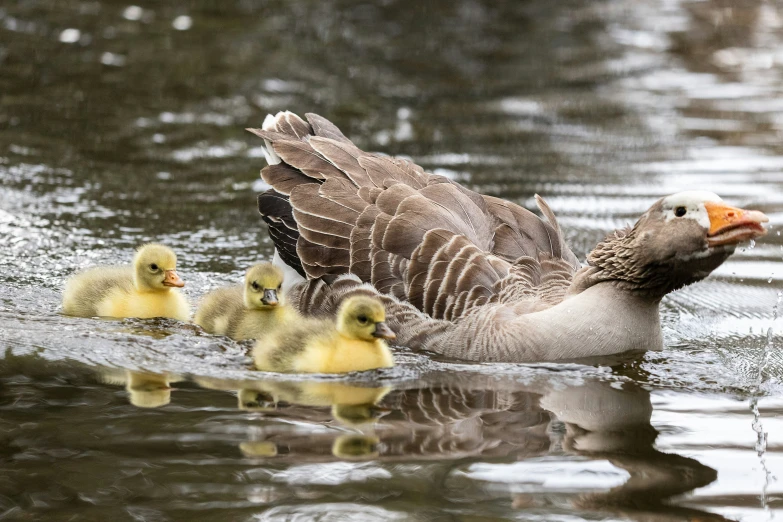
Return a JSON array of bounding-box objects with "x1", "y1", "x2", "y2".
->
[{"x1": 172, "y1": 15, "x2": 192, "y2": 31}]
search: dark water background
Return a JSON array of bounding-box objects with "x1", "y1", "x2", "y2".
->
[{"x1": 1, "y1": 0, "x2": 783, "y2": 520}]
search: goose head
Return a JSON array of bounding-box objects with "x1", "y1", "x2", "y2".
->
[
  {"x1": 133, "y1": 244, "x2": 184, "y2": 292},
  {"x1": 584, "y1": 191, "x2": 768, "y2": 298},
  {"x1": 336, "y1": 295, "x2": 396, "y2": 342},
  {"x1": 244, "y1": 263, "x2": 284, "y2": 309}
]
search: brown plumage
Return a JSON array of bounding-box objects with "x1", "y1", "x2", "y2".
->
[{"x1": 251, "y1": 112, "x2": 769, "y2": 362}]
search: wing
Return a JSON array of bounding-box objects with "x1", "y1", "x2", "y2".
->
[{"x1": 250, "y1": 111, "x2": 580, "y2": 320}]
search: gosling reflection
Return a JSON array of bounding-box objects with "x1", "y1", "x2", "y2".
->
[
  {"x1": 97, "y1": 369, "x2": 177, "y2": 408},
  {"x1": 332, "y1": 434, "x2": 380, "y2": 460},
  {"x1": 195, "y1": 376, "x2": 390, "y2": 460}
]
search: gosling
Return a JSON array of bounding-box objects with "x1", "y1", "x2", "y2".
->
[
  {"x1": 194, "y1": 263, "x2": 295, "y2": 340},
  {"x1": 253, "y1": 295, "x2": 396, "y2": 374},
  {"x1": 62, "y1": 244, "x2": 189, "y2": 320}
]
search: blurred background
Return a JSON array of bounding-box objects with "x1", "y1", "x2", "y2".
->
[{"x1": 1, "y1": 0, "x2": 783, "y2": 520}]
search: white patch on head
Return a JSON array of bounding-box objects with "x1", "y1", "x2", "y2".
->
[{"x1": 661, "y1": 191, "x2": 722, "y2": 229}]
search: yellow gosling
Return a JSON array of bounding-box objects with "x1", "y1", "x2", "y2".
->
[
  {"x1": 253, "y1": 295, "x2": 396, "y2": 374},
  {"x1": 62, "y1": 244, "x2": 189, "y2": 320},
  {"x1": 194, "y1": 263, "x2": 296, "y2": 340}
]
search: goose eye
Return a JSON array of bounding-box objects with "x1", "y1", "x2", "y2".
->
[
  {"x1": 674, "y1": 206, "x2": 687, "y2": 217},
  {"x1": 251, "y1": 282, "x2": 260, "y2": 291},
  {"x1": 357, "y1": 315, "x2": 368, "y2": 324},
  {"x1": 149, "y1": 263, "x2": 158, "y2": 271}
]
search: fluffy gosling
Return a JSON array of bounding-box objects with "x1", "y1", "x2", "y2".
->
[
  {"x1": 194, "y1": 263, "x2": 295, "y2": 340},
  {"x1": 62, "y1": 244, "x2": 189, "y2": 320},
  {"x1": 253, "y1": 295, "x2": 396, "y2": 373}
]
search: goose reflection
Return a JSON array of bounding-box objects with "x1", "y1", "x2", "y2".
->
[
  {"x1": 536, "y1": 381, "x2": 723, "y2": 519},
  {"x1": 194, "y1": 373, "x2": 721, "y2": 519}
]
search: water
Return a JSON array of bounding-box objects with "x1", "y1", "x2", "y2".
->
[{"x1": 1, "y1": 0, "x2": 783, "y2": 519}]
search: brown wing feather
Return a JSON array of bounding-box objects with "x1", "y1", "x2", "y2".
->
[
  {"x1": 309, "y1": 137, "x2": 374, "y2": 188},
  {"x1": 275, "y1": 111, "x2": 312, "y2": 139},
  {"x1": 305, "y1": 113, "x2": 358, "y2": 147},
  {"x1": 252, "y1": 111, "x2": 582, "y2": 333},
  {"x1": 261, "y1": 164, "x2": 315, "y2": 196},
  {"x1": 272, "y1": 139, "x2": 345, "y2": 180}
]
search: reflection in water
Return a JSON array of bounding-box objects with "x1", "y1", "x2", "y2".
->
[
  {"x1": 98, "y1": 369, "x2": 177, "y2": 408},
  {"x1": 1, "y1": 0, "x2": 782, "y2": 519},
  {"x1": 540, "y1": 383, "x2": 721, "y2": 519},
  {"x1": 197, "y1": 377, "x2": 389, "y2": 460},
  {"x1": 193, "y1": 370, "x2": 720, "y2": 517}
]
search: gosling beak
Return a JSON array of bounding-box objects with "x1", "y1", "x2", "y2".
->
[
  {"x1": 704, "y1": 202, "x2": 769, "y2": 247},
  {"x1": 162, "y1": 269, "x2": 185, "y2": 287},
  {"x1": 261, "y1": 289, "x2": 279, "y2": 306},
  {"x1": 372, "y1": 321, "x2": 396, "y2": 341}
]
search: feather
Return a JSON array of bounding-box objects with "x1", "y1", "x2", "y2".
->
[
  {"x1": 272, "y1": 139, "x2": 344, "y2": 180},
  {"x1": 275, "y1": 111, "x2": 312, "y2": 139},
  {"x1": 261, "y1": 163, "x2": 315, "y2": 196},
  {"x1": 305, "y1": 113, "x2": 357, "y2": 148},
  {"x1": 535, "y1": 194, "x2": 581, "y2": 270},
  {"x1": 358, "y1": 156, "x2": 428, "y2": 189},
  {"x1": 298, "y1": 222, "x2": 350, "y2": 250},
  {"x1": 291, "y1": 183, "x2": 359, "y2": 227},
  {"x1": 371, "y1": 248, "x2": 400, "y2": 295},
  {"x1": 319, "y1": 177, "x2": 368, "y2": 214},
  {"x1": 358, "y1": 187, "x2": 383, "y2": 204},
  {"x1": 419, "y1": 183, "x2": 494, "y2": 250},
  {"x1": 350, "y1": 206, "x2": 381, "y2": 280},
  {"x1": 371, "y1": 213, "x2": 393, "y2": 253},
  {"x1": 374, "y1": 183, "x2": 419, "y2": 216},
  {"x1": 406, "y1": 229, "x2": 457, "y2": 309},
  {"x1": 257, "y1": 190, "x2": 304, "y2": 277},
  {"x1": 292, "y1": 208, "x2": 353, "y2": 239},
  {"x1": 309, "y1": 137, "x2": 373, "y2": 187},
  {"x1": 297, "y1": 237, "x2": 350, "y2": 278},
  {"x1": 421, "y1": 234, "x2": 474, "y2": 315}
]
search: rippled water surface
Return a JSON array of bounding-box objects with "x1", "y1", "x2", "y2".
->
[{"x1": 2, "y1": 0, "x2": 783, "y2": 520}]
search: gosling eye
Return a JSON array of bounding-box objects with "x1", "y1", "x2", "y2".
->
[
  {"x1": 277, "y1": 284, "x2": 282, "y2": 290},
  {"x1": 251, "y1": 281, "x2": 260, "y2": 291},
  {"x1": 149, "y1": 263, "x2": 158, "y2": 271},
  {"x1": 674, "y1": 206, "x2": 687, "y2": 217},
  {"x1": 357, "y1": 315, "x2": 369, "y2": 325}
]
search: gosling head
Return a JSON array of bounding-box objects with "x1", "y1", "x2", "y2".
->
[
  {"x1": 336, "y1": 295, "x2": 396, "y2": 342},
  {"x1": 133, "y1": 244, "x2": 184, "y2": 292},
  {"x1": 586, "y1": 191, "x2": 769, "y2": 297},
  {"x1": 244, "y1": 263, "x2": 284, "y2": 309}
]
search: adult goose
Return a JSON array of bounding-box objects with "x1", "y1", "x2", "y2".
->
[{"x1": 248, "y1": 111, "x2": 769, "y2": 362}]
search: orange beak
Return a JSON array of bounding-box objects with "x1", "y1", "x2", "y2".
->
[
  {"x1": 162, "y1": 269, "x2": 185, "y2": 287},
  {"x1": 704, "y1": 201, "x2": 769, "y2": 247}
]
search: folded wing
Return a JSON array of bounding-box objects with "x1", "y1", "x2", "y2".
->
[{"x1": 251, "y1": 111, "x2": 580, "y2": 321}]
